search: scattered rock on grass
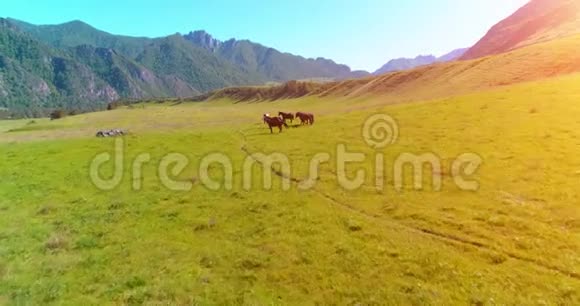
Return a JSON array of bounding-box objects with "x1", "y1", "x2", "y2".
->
[
  {"x1": 344, "y1": 219, "x2": 363, "y2": 232},
  {"x1": 45, "y1": 233, "x2": 68, "y2": 251}
]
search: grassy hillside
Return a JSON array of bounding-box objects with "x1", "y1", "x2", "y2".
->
[
  {"x1": 462, "y1": 0, "x2": 580, "y2": 60},
  {"x1": 1, "y1": 72, "x2": 579, "y2": 304}
]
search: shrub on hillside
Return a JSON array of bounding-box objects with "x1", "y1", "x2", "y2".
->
[
  {"x1": 107, "y1": 102, "x2": 120, "y2": 110},
  {"x1": 50, "y1": 109, "x2": 66, "y2": 120}
]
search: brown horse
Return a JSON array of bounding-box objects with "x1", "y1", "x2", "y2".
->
[
  {"x1": 263, "y1": 114, "x2": 288, "y2": 133},
  {"x1": 278, "y1": 112, "x2": 295, "y2": 124},
  {"x1": 295, "y1": 112, "x2": 314, "y2": 125}
]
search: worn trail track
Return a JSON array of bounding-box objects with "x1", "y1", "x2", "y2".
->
[{"x1": 238, "y1": 127, "x2": 580, "y2": 281}]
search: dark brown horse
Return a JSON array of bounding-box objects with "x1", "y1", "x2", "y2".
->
[
  {"x1": 295, "y1": 112, "x2": 314, "y2": 125},
  {"x1": 278, "y1": 112, "x2": 295, "y2": 123},
  {"x1": 263, "y1": 113, "x2": 271, "y2": 124},
  {"x1": 263, "y1": 114, "x2": 288, "y2": 133}
]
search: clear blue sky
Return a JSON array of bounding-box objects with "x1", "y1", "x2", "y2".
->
[{"x1": 3, "y1": 0, "x2": 528, "y2": 71}]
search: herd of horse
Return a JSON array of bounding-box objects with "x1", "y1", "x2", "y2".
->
[
  {"x1": 95, "y1": 112, "x2": 312, "y2": 137},
  {"x1": 263, "y1": 112, "x2": 314, "y2": 133}
]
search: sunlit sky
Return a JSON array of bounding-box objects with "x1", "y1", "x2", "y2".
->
[{"x1": 3, "y1": 0, "x2": 528, "y2": 71}]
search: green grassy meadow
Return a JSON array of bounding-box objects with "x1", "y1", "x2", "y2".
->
[{"x1": 1, "y1": 74, "x2": 580, "y2": 304}]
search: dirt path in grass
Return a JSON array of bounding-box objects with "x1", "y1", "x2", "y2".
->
[{"x1": 237, "y1": 127, "x2": 580, "y2": 281}]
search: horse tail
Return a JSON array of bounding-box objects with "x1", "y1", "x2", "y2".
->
[{"x1": 310, "y1": 114, "x2": 315, "y2": 124}]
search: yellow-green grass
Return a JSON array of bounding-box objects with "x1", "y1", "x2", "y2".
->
[
  {"x1": 0, "y1": 118, "x2": 51, "y2": 133},
  {"x1": 1, "y1": 74, "x2": 580, "y2": 304}
]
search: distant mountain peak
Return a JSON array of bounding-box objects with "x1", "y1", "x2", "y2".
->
[
  {"x1": 183, "y1": 30, "x2": 222, "y2": 52},
  {"x1": 437, "y1": 48, "x2": 468, "y2": 62},
  {"x1": 374, "y1": 48, "x2": 467, "y2": 75},
  {"x1": 32, "y1": 19, "x2": 95, "y2": 30},
  {"x1": 61, "y1": 20, "x2": 89, "y2": 26},
  {"x1": 1, "y1": 18, "x2": 20, "y2": 30}
]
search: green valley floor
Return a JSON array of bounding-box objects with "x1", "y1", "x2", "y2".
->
[{"x1": 1, "y1": 74, "x2": 579, "y2": 305}]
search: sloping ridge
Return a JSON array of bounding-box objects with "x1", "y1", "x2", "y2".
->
[
  {"x1": 374, "y1": 48, "x2": 468, "y2": 75},
  {"x1": 184, "y1": 33, "x2": 369, "y2": 81},
  {"x1": 205, "y1": 34, "x2": 580, "y2": 103},
  {"x1": 461, "y1": 0, "x2": 580, "y2": 60},
  {"x1": 204, "y1": 80, "x2": 322, "y2": 102}
]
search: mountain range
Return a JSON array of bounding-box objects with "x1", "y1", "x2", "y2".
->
[
  {"x1": 184, "y1": 30, "x2": 370, "y2": 82},
  {"x1": 204, "y1": 0, "x2": 580, "y2": 104},
  {"x1": 3, "y1": 0, "x2": 579, "y2": 117},
  {"x1": 0, "y1": 18, "x2": 368, "y2": 116},
  {"x1": 373, "y1": 48, "x2": 467, "y2": 75}
]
